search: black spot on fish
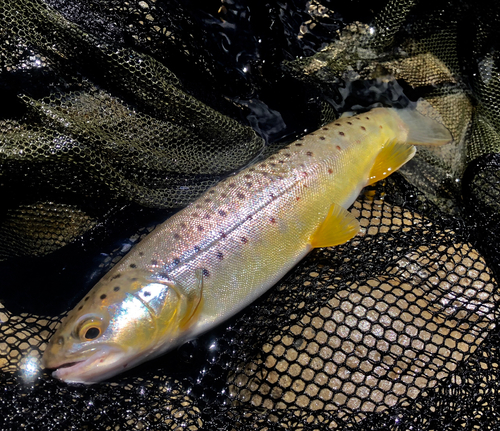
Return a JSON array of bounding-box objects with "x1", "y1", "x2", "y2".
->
[
  {"x1": 339, "y1": 132, "x2": 345, "y2": 136},
  {"x1": 144, "y1": 291, "x2": 151, "y2": 297},
  {"x1": 306, "y1": 151, "x2": 313, "y2": 156},
  {"x1": 284, "y1": 153, "x2": 291, "y2": 157},
  {"x1": 131, "y1": 278, "x2": 138, "y2": 282},
  {"x1": 138, "y1": 251, "x2": 144, "y2": 256},
  {"x1": 247, "y1": 214, "x2": 253, "y2": 220},
  {"x1": 173, "y1": 258, "x2": 180, "y2": 265},
  {"x1": 84, "y1": 296, "x2": 90, "y2": 301},
  {"x1": 335, "y1": 123, "x2": 341, "y2": 126},
  {"x1": 204, "y1": 213, "x2": 211, "y2": 219},
  {"x1": 111, "y1": 274, "x2": 121, "y2": 280},
  {"x1": 202, "y1": 269, "x2": 210, "y2": 277},
  {"x1": 220, "y1": 232, "x2": 227, "y2": 239},
  {"x1": 244, "y1": 174, "x2": 252, "y2": 179},
  {"x1": 246, "y1": 182, "x2": 253, "y2": 188},
  {"x1": 78, "y1": 305, "x2": 83, "y2": 311},
  {"x1": 219, "y1": 210, "x2": 227, "y2": 217},
  {"x1": 114, "y1": 286, "x2": 120, "y2": 292},
  {"x1": 204, "y1": 198, "x2": 212, "y2": 203},
  {"x1": 319, "y1": 137, "x2": 325, "y2": 140},
  {"x1": 209, "y1": 190, "x2": 215, "y2": 194},
  {"x1": 365, "y1": 116, "x2": 370, "y2": 120},
  {"x1": 270, "y1": 163, "x2": 276, "y2": 167},
  {"x1": 241, "y1": 237, "x2": 248, "y2": 244},
  {"x1": 347, "y1": 121, "x2": 352, "y2": 125},
  {"x1": 151, "y1": 259, "x2": 158, "y2": 265},
  {"x1": 361, "y1": 126, "x2": 366, "y2": 131},
  {"x1": 259, "y1": 163, "x2": 266, "y2": 168},
  {"x1": 237, "y1": 193, "x2": 245, "y2": 199},
  {"x1": 194, "y1": 245, "x2": 201, "y2": 252},
  {"x1": 249, "y1": 168, "x2": 255, "y2": 172},
  {"x1": 269, "y1": 156, "x2": 276, "y2": 160},
  {"x1": 197, "y1": 225, "x2": 204, "y2": 232},
  {"x1": 173, "y1": 233, "x2": 181, "y2": 239},
  {"x1": 100, "y1": 294, "x2": 107, "y2": 300},
  {"x1": 229, "y1": 183, "x2": 236, "y2": 187},
  {"x1": 216, "y1": 251, "x2": 224, "y2": 260},
  {"x1": 295, "y1": 143, "x2": 302, "y2": 146},
  {"x1": 180, "y1": 222, "x2": 187, "y2": 228},
  {"x1": 130, "y1": 263, "x2": 137, "y2": 268}
]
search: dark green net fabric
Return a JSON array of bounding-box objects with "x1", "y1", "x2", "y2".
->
[{"x1": 2, "y1": 0, "x2": 500, "y2": 429}]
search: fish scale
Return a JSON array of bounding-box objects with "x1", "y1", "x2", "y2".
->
[{"x1": 42, "y1": 107, "x2": 452, "y2": 383}]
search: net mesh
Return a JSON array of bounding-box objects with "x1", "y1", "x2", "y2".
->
[{"x1": 2, "y1": 0, "x2": 500, "y2": 429}]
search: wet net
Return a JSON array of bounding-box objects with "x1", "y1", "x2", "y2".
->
[{"x1": 2, "y1": 0, "x2": 500, "y2": 429}]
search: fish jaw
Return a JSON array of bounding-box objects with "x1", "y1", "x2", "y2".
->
[{"x1": 46, "y1": 344, "x2": 142, "y2": 384}]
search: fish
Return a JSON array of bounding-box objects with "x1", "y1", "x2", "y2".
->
[{"x1": 42, "y1": 107, "x2": 452, "y2": 384}]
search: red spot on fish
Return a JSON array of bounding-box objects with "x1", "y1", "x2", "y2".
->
[
  {"x1": 379, "y1": 125, "x2": 383, "y2": 129},
  {"x1": 302, "y1": 172, "x2": 308, "y2": 178},
  {"x1": 270, "y1": 218, "x2": 276, "y2": 223},
  {"x1": 336, "y1": 145, "x2": 342, "y2": 151},
  {"x1": 296, "y1": 196, "x2": 301, "y2": 201},
  {"x1": 328, "y1": 169, "x2": 333, "y2": 174},
  {"x1": 241, "y1": 237, "x2": 248, "y2": 244}
]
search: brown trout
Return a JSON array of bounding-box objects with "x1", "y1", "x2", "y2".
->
[{"x1": 43, "y1": 107, "x2": 451, "y2": 383}]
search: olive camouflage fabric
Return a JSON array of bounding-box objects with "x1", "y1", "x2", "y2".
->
[{"x1": 2, "y1": 0, "x2": 500, "y2": 429}]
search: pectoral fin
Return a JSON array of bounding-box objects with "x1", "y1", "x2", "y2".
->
[
  {"x1": 178, "y1": 269, "x2": 204, "y2": 330},
  {"x1": 367, "y1": 139, "x2": 416, "y2": 185},
  {"x1": 310, "y1": 203, "x2": 360, "y2": 248}
]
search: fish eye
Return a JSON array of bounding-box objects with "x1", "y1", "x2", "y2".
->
[
  {"x1": 84, "y1": 327, "x2": 100, "y2": 340},
  {"x1": 75, "y1": 316, "x2": 105, "y2": 342}
]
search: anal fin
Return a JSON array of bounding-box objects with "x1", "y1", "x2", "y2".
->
[
  {"x1": 310, "y1": 203, "x2": 360, "y2": 248},
  {"x1": 367, "y1": 139, "x2": 416, "y2": 185}
]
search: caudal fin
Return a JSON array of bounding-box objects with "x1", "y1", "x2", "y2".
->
[{"x1": 395, "y1": 108, "x2": 452, "y2": 146}]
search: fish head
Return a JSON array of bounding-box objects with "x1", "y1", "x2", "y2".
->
[{"x1": 43, "y1": 268, "x2": 198, "y2": 384}]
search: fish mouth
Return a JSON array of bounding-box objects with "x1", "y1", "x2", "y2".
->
[{"x1": 47, "y1": 345, "x2": 126, "y2": 384}]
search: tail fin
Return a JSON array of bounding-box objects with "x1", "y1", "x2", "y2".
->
[{"x1": 395, "y1": 108, "x2": 452, "y2": 146}]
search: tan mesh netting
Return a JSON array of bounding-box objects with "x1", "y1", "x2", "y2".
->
[{"x1": 2, "y1": 0, "x2": 500, "y2": 429}]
